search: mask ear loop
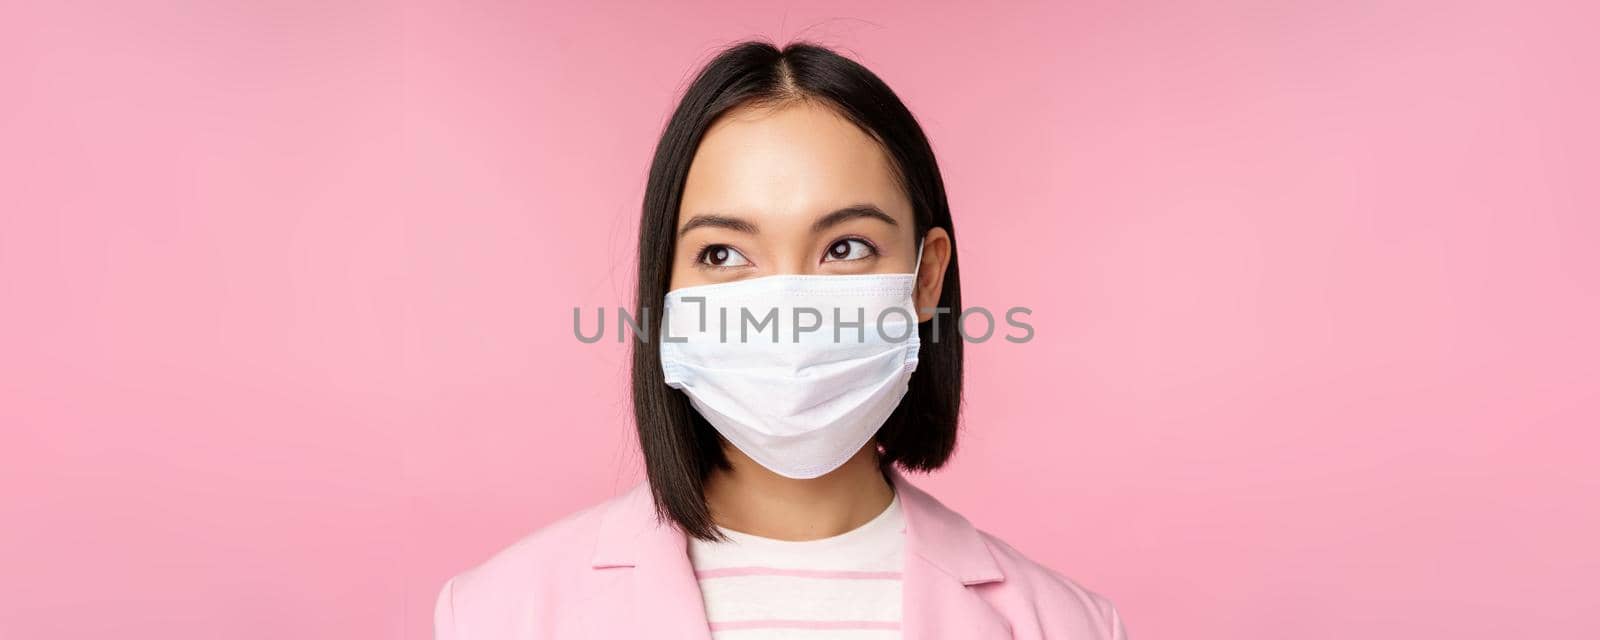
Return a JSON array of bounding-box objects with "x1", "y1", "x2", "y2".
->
[
  {"x1": 910, "y1": 235, "x2": 928, "y2": 321},
  {"x1": 912, "y1": 236, "x2": 926, "y2": 279}
]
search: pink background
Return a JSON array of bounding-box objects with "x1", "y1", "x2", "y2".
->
[{"x1": 3, "y1": 1, "x2": 1597, "y2": 638}]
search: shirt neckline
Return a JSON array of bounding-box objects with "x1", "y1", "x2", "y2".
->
[{"x1": 704, "y1": 490, "x2": 904, "y2": 553}]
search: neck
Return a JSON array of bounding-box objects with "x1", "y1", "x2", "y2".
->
[{"x1": 703, "y1": 443, "x2": 895, "y2": 541}]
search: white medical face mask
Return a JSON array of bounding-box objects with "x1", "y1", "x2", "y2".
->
[{"x1": 659, "y1": 242, "x2": 925, "y2": 479}]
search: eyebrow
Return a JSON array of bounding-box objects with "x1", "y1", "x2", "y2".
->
[
  {"x1": 811, "y1": 205, "x2": 899, "y2": 232},
  {"x1": 678, "y1": 214, "x2": 758, "y2": 238}
]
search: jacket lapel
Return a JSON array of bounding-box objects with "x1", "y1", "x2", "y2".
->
[
  {"x1": 630, "y1": 520, "x2": 716, "y2": 640},
  {"x1": 587, "y1": 481, "x2": 714, "y2": 640},
  {"x1": 891, "y1": 468, "x2": 1015, "y2": 639}
]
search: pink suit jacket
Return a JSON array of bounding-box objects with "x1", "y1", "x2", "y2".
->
[{"x1": 435, "y1": 467, "x2": 1128, "y2": 639}]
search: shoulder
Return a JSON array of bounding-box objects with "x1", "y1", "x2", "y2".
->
[
  {"x1": 974, "y1": 528, "x2": 1128, "y2": 639},
  {"x1": 447, "y1": 495, "x2": 612, "y2": 595},
  {"x1": 433, "y1": 489, "x2": 628, "y2": 639}
]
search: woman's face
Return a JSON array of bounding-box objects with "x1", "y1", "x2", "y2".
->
[{"x1": 671, "y1": 101, "x2": 950, "y2": 319}]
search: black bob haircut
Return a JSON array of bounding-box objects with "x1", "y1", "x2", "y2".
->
[{"x1": 631, "y1": 40, "x2": 963, "y2": 541}]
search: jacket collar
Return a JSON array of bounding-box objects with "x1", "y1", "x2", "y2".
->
[
  {"x1": 588, "y1": 474, "x2": 655, "y2": 569},
  {"x1": 588, "y1": 466, "x2": 1004, "y2": 585},
  {"x1": 887, "y1": 467, "x2": 1005, "y2": 585}
]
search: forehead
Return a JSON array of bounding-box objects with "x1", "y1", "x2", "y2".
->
[{"x1": 678, "y1": 101, "x2": 912, "y2": 228}]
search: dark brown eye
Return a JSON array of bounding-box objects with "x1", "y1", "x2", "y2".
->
[
  {"x1": 823, "y1": 238, "x2": 876, "y2": 262},
  {"x1": 698, "y1": 244, "x2": 749, "y2": 267}
]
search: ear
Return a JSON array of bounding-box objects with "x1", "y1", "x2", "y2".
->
[{"x1": 913, "y1": 227, "x2": 951, "y2": 322}]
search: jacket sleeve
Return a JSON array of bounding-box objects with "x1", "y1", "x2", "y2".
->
[{"x1": 434, "y1": 576, "x2": 459, "y2": 640}]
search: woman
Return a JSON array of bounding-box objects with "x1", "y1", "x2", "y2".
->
[{"x1": 435, "y1": 40, "x2": 1127, "y2": 640}]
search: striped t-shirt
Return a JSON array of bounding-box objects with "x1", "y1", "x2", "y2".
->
[{"x1": 687, "y1": 491, "x2": 905, "y2": 639}]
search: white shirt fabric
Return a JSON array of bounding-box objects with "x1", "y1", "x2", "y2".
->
[{"x1": 687, "y1": 490, "x2": 906, "y2": 639}]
